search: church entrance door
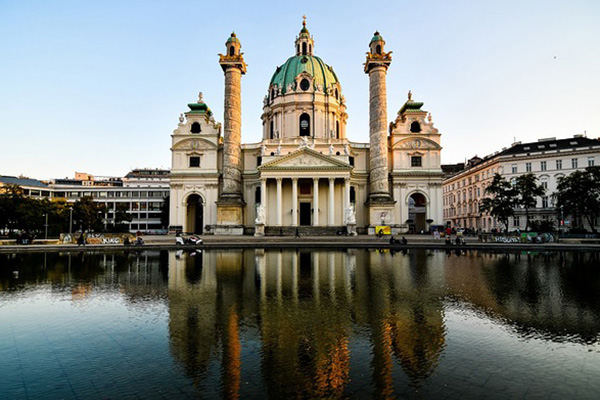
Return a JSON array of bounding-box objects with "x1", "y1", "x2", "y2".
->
[
  {"x1": 186, "y1": 194, "x2": 204, "y2": 234},
  {"x1": 299, "y1": 202, "x2": 311, "y2": 226}
]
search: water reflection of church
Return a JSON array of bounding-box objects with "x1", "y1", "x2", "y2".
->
[{"x1": 167, "y1": 249, "x2": 447, "y2": 397}]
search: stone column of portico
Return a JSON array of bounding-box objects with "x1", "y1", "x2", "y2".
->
[
  {"x1": 276, "y1": 178, "x2": 283, "y2": 226},
  {"x1": 292, "y1": 178, "x2": 298, "y2": 226},
  {"x1": 261, "y1": 178, "x2": 267, "y2": 224},
  {"x1": 344, "y1": 178, "x2": 350, "y2": 210},
  {"x1": 328, "y1": 178, "x2": 335, "y2": 226},
  {"x1": 313, "y1": 178, "x2": 319, "y2": 226}
]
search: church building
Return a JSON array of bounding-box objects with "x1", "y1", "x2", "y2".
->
[{"x1": 168, "y1": 20, "x2": 443, "y2": 235}]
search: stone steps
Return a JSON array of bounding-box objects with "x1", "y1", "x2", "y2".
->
[{"x1": 264, "y1": 226, "x2": 347, "y2": 236}]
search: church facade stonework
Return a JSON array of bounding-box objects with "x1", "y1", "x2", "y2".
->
[{"x1": 169, "y1": 21, "x2": 443, "y2": 235}]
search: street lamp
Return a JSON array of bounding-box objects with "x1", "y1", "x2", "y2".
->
[
  {"x1": 69, "y1": 207, "x2": 73, "y2": 235},
  {"x1": 43, "y1": 213, "x2": 48, "y2": 240}
]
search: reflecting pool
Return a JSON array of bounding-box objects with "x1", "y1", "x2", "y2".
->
[{"x1": 1, "y1": 250, "x2": 599, "y2": 399}]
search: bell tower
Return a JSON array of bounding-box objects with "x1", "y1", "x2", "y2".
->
[
  {"x1": 364, "y1": 31, "x2": 395, "y2": 232},
  {"x1": 216, "y1": 32, "x2": 247, "y2": 235}
]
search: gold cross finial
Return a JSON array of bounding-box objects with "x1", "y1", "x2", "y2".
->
[{"x1": 302, "y1": 15, "x2": 306, "y2": 26}]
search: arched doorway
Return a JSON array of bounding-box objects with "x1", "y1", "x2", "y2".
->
[
  {"x1": 408, "y1": 193, "x2": 427, "y2": 233},
  {"x1": 186, "y1": 194, "x2": 204, "y2": 234}
]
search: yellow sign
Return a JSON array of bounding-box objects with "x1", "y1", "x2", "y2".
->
[{"x1": 375, "y1": 226, "x2": 391, "y2": 235}]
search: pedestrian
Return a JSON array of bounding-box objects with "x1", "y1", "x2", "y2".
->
[{"x1": 295, "y1": 227, "x2": 300, "y2": 238}]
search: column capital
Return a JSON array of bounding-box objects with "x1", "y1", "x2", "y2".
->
[
  {"x1": 292, "y1": 177, "x2": 298, "y2": 183},
  {"x1": 276, "y1": 177, "x2": 283, "y2": 183},
  {"x1": 328, "y1": 177, "x2": 335, "y2": 183}
]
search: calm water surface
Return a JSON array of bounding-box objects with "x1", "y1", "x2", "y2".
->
[{"x1": 1, "y1": 249, "x2": 599, "y2": 399}]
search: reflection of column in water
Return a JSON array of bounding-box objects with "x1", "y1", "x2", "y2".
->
[
  {"x1": 223, "y1": 307, "x2": 241, "y2": 400},
  {"x1": 255, "y1": 249, "x2": 266, "y2": 302},
  {"x1": 276, "y1": 251, "x2": 283, "y2": 304},
  {"x1": 313, "y1": 252, "x2": 320, "y2": 303},
  {"x1": 328, "y1": 252, "x2": 335, "y2": 299},
  {"x1": 168, "y1": 250, "x2": 187, "y2": 290},
  {"x1": 292, "y1": 250, "x2": 298, "y2": 304},
  {"x1": 344, "y1": 250, "x2": 356, "y2": 301}
]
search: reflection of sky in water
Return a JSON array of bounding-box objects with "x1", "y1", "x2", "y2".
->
[{"x1": 0, "y1": 250, "x2": 599, "y2": 399}]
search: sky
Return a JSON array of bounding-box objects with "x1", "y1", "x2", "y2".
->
[{"x1": 1, "y1": 0, "x2": 599, "y2": 180}]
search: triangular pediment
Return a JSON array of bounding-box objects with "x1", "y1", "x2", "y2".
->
[{"x1": 258, "y1": 148, "x2": 352, "y2": 171}]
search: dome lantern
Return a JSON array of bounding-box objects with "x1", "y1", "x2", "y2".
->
[{"x1": 295, "y1": 15, "x2": 314, "y2": 56}]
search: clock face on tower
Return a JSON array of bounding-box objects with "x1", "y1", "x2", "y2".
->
[{"x1": 411, "y1": 139, "x2": 422, "y2": 149}]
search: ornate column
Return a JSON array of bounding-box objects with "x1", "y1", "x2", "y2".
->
[
  {"x1": 313, "y1": 178, "x2": 319, "y2": 226},
  {"x1": 216, "y1": 33, "x2": 247, "y2": 235},
  {"x1": 276, "y1": 178, "x2": 283, "y2": 226},
  {"x1": 292, "y1": 178, "x2": 298, "y2": 226},
  {"x1": 364, "y1": 32, "x2": 395, "y2": 233},
  {"x1": 328, "y1": 178, "x2": 335, "y2": 226}
]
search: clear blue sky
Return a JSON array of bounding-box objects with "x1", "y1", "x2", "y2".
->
[{"x1": 1, "y1": 0, "x2": 599, "y2": 180}]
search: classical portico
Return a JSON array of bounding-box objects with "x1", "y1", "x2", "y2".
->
[{"x1": 257, "y1": 148, "x2": 352, "y2": 228}]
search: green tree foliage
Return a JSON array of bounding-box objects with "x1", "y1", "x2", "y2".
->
[
  {"x1": 514, "y1": 173, "x2": 546, "y2": 231},
  {"x1": 554, "y1": 166, "x2": 600, "y2": 233},
  {"x1": 113, "y1": 202, "x2": 132, "y2": 232},
  {"x1": 0, "y1": 185, "x2": 72, "y2": 237},
  {"x1": 480, "y1": 173, "x2": 517, "y2": 232},
  {"x1": 73, "y1": 196, "x2": 106, "y2": 232}
]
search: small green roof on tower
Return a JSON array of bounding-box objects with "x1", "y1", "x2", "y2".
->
[
  {"x1": 187, "y1": 93, "x2": 213, "y2": 115},
  {"x1": 226, "y1": 32, "x2": 239, "y2": 44},
  {"x1": 398, "y1": 91, "x2": 425, "y2": 114},
  {"x1": 370, "y1": 31, "x2": 384, "y2": 43}
]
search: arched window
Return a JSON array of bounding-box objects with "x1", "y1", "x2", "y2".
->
[
  {"x1": 309, "y1": 44, "x2": 312, "y2": 54},
  {"x1": 191, "y1": 122, "x2": 201, "y2": 133},
  {"x1": 336, "y1": 120, "x2": 340, "y2": 138},
  {"x1": 229, "y1": 46, "x2": 235, "y2": 56},
  {"x1": 297, "y1": 44, "x2": 300, "y2": 54},
  {"x1": 302, "y1": 42, "x2": 307, "y2": 55},
  {"x1": 299, "y1": 113, "x2": 310, "y2": 136},
  {"x1": 271, "y1": 89, "x2": 275, "y2": 99},
  {"x1": 376, "y1": 44, "x2": 381, "y2": 55},
  {"x1": 410, "y1": 121, "x2": 421, "y2": 133},
  {"x1": 270, "y1": 120, "x2": 274, "y2": 139},
  {"x1": 334, "y1": 88, "x2": 339, "y2": 99},
  {"x1": 350, "y1": 186, "x2": 356, "y2": 204}
]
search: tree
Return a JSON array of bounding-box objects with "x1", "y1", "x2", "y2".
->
[
  {"x1": 514, "y1": 173, "x2": 546, "y2": 231},
  {"x1": 114, "y1": 202, "x2": 132, "y2": 232},
  {"x1": 73, "y1": 196, "x2": 106, "y2": 232},
  {"x1": 479, "y1": 173, "x2": 517, "y2": 232},
  {"x1": 554, "y1": 166, "x2": 600, "y2": 233}
]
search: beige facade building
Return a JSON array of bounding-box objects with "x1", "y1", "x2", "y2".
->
[
  {"x1": 169, "y1": 21, "x2": 443, "y2": 235},
  {"x1": 443, "y1": 136, "x2": 600, "y2": 232}
]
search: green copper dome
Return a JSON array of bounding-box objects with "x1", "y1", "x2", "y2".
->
[
  {"x1": 226, "y1": 32, "x2": 239, "y2": 44},
  {"x1": 370, "y1": 31, "x2": 384, "y2": 43},
  {"x1": 269, "y1": 55, "x2": 339, "y2": 94}
]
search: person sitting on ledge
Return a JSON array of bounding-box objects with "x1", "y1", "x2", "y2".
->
[{"x1": 401, "y1": 236, "x2": 408, "y2": 245}]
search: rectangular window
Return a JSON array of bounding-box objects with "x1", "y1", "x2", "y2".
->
[
  {"x1": 556, "y1": 160, "x2": 562, "y2": 170},
  {"x1": 511, "y1": 165, "x2": 517, "y2": 174},
  {"x1": 542, "y1": 196, "x2": 549, "y2": 208},
  {"x1": 526, "y1": 162, "x2": 532, "y2": 172},
  {"x1": 588, "y1": 157, "x2": 595, "y2": 167},
  {"x1": 257, "y1": 156, "x2": 262, "y2": 166},
  {"x1": 411, "y1": 156, "x2": 422, "y2": 167},
  {"x1": 189, "y1": 156, "x2": 201, "y2": 168},
  {"x1": 572, "y1": 158, "x2": 578, "y2": 169},
  {"x1": 514, "y1": 216, "x2": 520, "y2": 227},
  {"x1": 541, "y1": 161, "x2": 547, "y2": 171},
  {"x1": 542, "y1": 181, "x2": 548, "y2": 190}
]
